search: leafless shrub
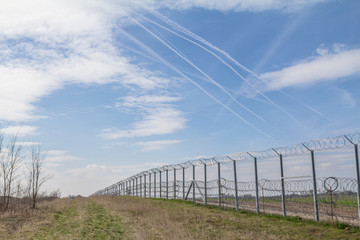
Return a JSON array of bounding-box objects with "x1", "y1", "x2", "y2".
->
[
  {"x1": 27, "y1": 145, "x2": 51, "y2": 208},
  {"x1": 0, "y1": 133, "x2": 24, "y2": 211}
]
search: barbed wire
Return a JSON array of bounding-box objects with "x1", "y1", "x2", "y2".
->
[{"x1": 92, "y1": 132, "x2": 360, "y2": 196}]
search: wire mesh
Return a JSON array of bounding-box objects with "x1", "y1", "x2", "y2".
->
[{"x1": 91, "y1": 132, "x2": 360, "y2": 225}]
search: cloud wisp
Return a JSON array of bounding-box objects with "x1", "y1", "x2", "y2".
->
[
  {"x1": 260, "y1": 48, "x2": 360, "y2": 91},
  {"x1": 0, "y1": 1, "x2": 170, "y2": 122},
  {"x1": 100, "y1": 93, "x2": 186, "y2": 140},
  {"x1": 134, "y1": 139, "x2": 182, "y2": 151},
  {"x1": 45, "y1": 150, "x2": 81, "y2": 164},
  {"x1": 0, "y1": 125, "x2": 38, "y2": 136},
  {"x1": 0, "y1": 0, "x2": 328, "y2": 142},
  {"x1": 101, "y1": 107, "x2": 186, "y2": 139}
]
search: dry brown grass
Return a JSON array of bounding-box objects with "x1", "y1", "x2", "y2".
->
[
  {"x1": 1, "y1": 196, "x2": 360, "y2": 239},
  {"x1": 92, "y1": 196, "x2": 360, "y2": 240}
]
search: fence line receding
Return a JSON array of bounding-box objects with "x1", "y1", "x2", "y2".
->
[{"x1": 92, "y1": 132, "x2": 360, "y2": 226}]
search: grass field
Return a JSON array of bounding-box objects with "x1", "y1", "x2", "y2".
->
[{"x1": 1, "y1": 196, "x2": 360, "y2": 239}]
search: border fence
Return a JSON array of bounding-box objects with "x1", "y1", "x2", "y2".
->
[{"x1": 92, "y1": 132, "x2": 360, "y2": 226}]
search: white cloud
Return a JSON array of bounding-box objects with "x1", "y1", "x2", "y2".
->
[
  {"x1": 101, "y1": 93, "x2": 186, "y2": 147},
  {"x1": 45, "y1": 150, "x2": 81, "y2": 163},
  {"x1": 16, "y1": 141, "x2": 41, "y2": 146},
  {"x1": 100, "y1": 142, "x2": 128, "y2": 149},
  {"x1": 260, "y1": 48, "x2": 360, "y2": 90},
  {"x1": 0, "y1": 0, "x2": 328, "y2": 123},
  {"x1": 0, "y1": 0, "x2": 171, "y2": 122},
  {"x1": 117, "y1": 95, "x2": 182, "y2": 109},
  {"x1": 47, "y1": 150, "x2": 69, "y2": 156},
  {"x1": 134, "y1": 139, "x2": 182, "y2": 151},
  {"x1": 100, "y1": 107, "x2": 186, "y2": 139},
  {"x1": 316, "y1": 44, "x2": 329, "y2": 56},
  {"x1": 1, "y1": 125, "x2": 38, "y2": 136},
  {"x1": 46, "y1": 155, "x2": 80, "y2": 163},
  {"x1": 101, "y1": 92, "x2": 186, "y2": 140},
  {"x1": 162, "y1": 0, "x2": 327, "y2": 12}
]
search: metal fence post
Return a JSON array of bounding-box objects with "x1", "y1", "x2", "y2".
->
[
  {"x1": 355, "y1": 144, "x2": 360, "y2": 226},
  {"x1": 160, "y1": 170, "x2": 162, "y2": 198},
  {"x1": 174, "y1": 168, "x2": 176, "y2": 199},
  {"x1": 154, "y1": 172, "x2": 157, "y2": 198},
  {"x1": 149, "y1": 173, "x2": 152, "y2": 198},
  {"x1": 302, "y1": 144, "x2": 319, "y2": 222},
  {"x1": 273, "y1": 149, "x2": 286, "y2": 216},
  {"x1": 126, "y1": 179, "x2": 130, "y2": 195},
  {"x1": 166, "y1": 169, "x2": 169, "y2": 199},
  {"x1": 144, "y1": 174, "x2": 147, "y2": 198},
  {"x1": 254, "y1": 157, "x2": 259, "y2": 214},
  {"x1": 204, "y1": 163, "x2": 207, "y2": 205},
  {"x1": 133, "y1": 178, "x2": 135, "y2": 196},
  {"x1": 132, "y1": 179, "x2": 134, "y2": 196},
  {"x1": 233, "y1": 160, "x2": 239, "y2": 210},
  {"x1": 344, "y1": 136, "x2": 360, "y2": 226},
  {"x1": 140, "y1": 176, "x2": 142, "y2": 197},
  {"x1": 218, "y1": 162, "x2": 221, "y2": 208},
  {"x1": 248, "y1": 153, "x2": 260, "y2": 214},
  {"x1": 182, "y1": 167, "x2": 185, "y2": 200},
  {"x1": 279, "y1": 154, "x2": 286, "y2": 216},
  {"x1": 136, "y1": 177, "x2": 138, "y2": 197},
  {"x1": 125, "y1": 181, "x2": 127, "y2": 195},
  {"x1": 129, "y1": 180, "x2": 131, "y2": 195},
  {"x1": 192, "y1": 164, "x2": 195, "y2": 202},
  {"x1": 311, "y1": 150, "x2": 319, "y2": 221},
  {"x1": 125, "y1": 181, "x2": 128, "y2": 196}
]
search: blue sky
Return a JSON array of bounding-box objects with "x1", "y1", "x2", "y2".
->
[{"x1": 0, "y1": 0, "x2": 359, "y2": 196}]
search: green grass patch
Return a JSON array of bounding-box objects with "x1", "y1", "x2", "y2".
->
[
  {"x1": 156, "y1": 198, "x2": 360, "y2": 233},
  {"x1": 32, "y1": 199, "x2": 125, "y2": 240},
  {"x1": 81, "y1": 201, "x2": 125, "y2": 239}
]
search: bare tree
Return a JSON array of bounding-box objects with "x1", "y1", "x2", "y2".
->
[
  {"x1": 0, "y1": 128, "x2": 4, "y2": 205},
  {"x1": 28, "y1": 145, "x2": 50, "y2": 208},
  {"x1": 0, "y1": 133, "x2": 24, "y2": 210}
]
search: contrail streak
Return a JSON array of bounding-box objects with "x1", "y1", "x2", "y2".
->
[
  {"x1": 130, "y1": 16, "x2": 268, "y2": 124},
  {"x1": 279, "y1": 90, "x2": 328, "y2": 120},
  {"x1": 117, "y1": 28, "x2": 276, "y2": 142},
  {"x1": 149, "y1": 11, "x2": 308, "y2": 128}
]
